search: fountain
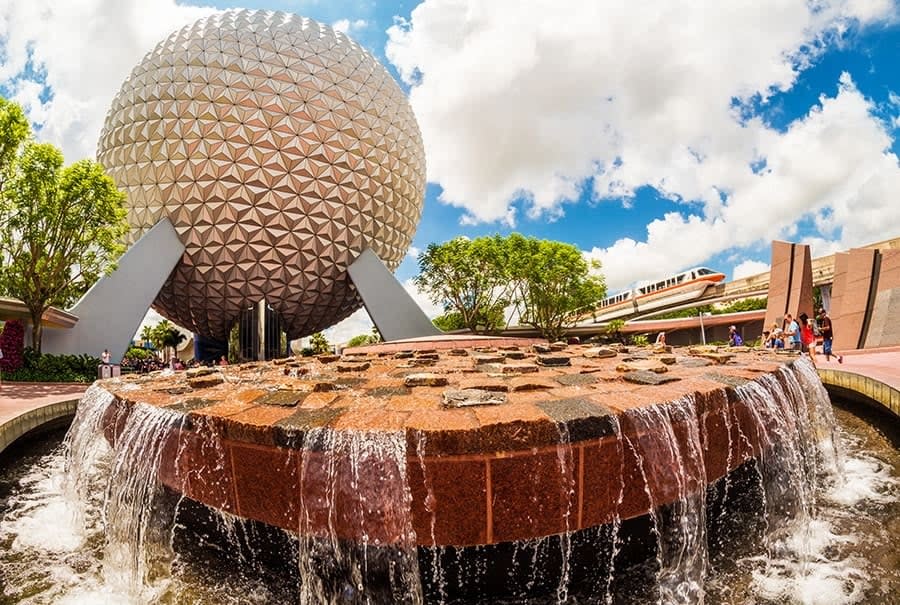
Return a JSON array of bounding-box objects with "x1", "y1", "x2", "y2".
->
[
  {"x1": 27, "y1": 343, "x2": 868, "y2": 604},
  {"x1": 3, "y1": 9, "x2": 896, "y2": 604}
]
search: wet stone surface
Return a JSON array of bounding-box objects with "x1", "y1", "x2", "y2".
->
[
  {"x1": 97, "y1": 340, "x2": 788, "y2": 455},
  {"x1": 616, "y1": 360, "x2": 668, "y2": 374},
  {"x1": 442, "y1": 389, "x2": 507, "y2": 408},
  {"x1": 254, "y1": 390, "x2": 306, "y2": 407},
  {"x1": 536, "y1": 355, "x2": 571, "y2": 367},
  {"x1": 583, "y1": 347, "x2": 617, "y2": 359},
  {"x1": 623, "y1": 371, "x2": 682, "y2": 385},
  {"x1": 704, "y1": 372, "x2": 751, "y2": 388}
]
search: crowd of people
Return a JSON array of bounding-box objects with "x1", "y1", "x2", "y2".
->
[
  {"x1": 119, "y1": 355, "x2": 206, "y2": 374},
  {"x1": 761, "y1": 308, "x2": 842, "y2": 366}
]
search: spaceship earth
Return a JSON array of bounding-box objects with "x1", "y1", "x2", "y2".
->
[{"x1": 97, "y1": 9, "x2": 426, "y2": 340}]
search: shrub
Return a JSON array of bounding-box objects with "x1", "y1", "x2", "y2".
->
[
  {"x1": 0, "y1": 319, "x2": 25, "y2": 372},
  {"x1": 4, "y1": 348, "x2": 101, "y2": 383},
  {"x1": 346, "y1": 333, "x2": 376, "y2": 348},
  {"x1": 124, "y1": 346, "x2": 155, "y2": 362}
]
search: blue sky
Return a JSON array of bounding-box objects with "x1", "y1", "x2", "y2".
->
[{"x1": 1, "y1": 0, "x2": 898, "y2": 341}]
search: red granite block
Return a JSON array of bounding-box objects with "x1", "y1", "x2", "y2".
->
[
  {"x1": 406, "y1": 409, "x2": 482, "y2": 456},
  {"x1": 615, "y1": 407, "x2": 706, "y2": 518},
  {"x1": 581, "y1": 436, "x2": 626, "y2": 527},
  {"x1": 387, "y1": 394, "x2": 441, "y2": 412},
  {"x1": 473, "y1": 403, "x2": 559, "y2": 450},
  {"x1": 159, "y1": 425, "x2": 237, "y2": 513},
  {"x1": 299, "y1": 392, "x2": 342, "y2": 409},
  {"x1": 100, "y1": 397, "x2": 133, "y2": 448},
  {"x1": 728, "y1": 396, "x2": 766, "y2": 461},
  {"x1": 407, "y1": 456, "x2": 488, "y2": 547},
  {"x1": 227, "y1": 388, "x2": 268, "y2": 406},
  {"x1": 219, "y1": 405, "x2": 298, "y2": 446},
  {"x1": 696, "y1": 390, "x2": 732, "y2": 482},
  {"x1": 331, "y1": 408, "x2": 411, "y2": 431},
  {"x1": 298, "y1": 445, "x2": 412, "y2": 545},
  {"x1": 764, "y1": 240, "x2": 794, "y2": 329},
  {"x1": 489, "y1": 447, "x2": 580, "y2": 543},
  {"x1": 195, "y1": 400, "x2": 254, "y2": 419},
  {"x1": 231, "y1": 442, "x2": 300, "y2": 531}
]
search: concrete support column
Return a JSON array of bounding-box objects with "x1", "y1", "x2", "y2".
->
[{"x1": 257, "y1": 299, "x2": 266, "y2": 361}]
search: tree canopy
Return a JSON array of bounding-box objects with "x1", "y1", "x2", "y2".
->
[
  {"x1": 415, "y1": 233, "x2": 606, "y2": 340},
  {"x1": 414, "y1": 235, "x2": 513, "y2": 333},
  {"x1": 309, "y1": 332, "x2": 331, "y2": 354},
  {"x1": 505, "y1": 234, "x2": 606, "y2": 341},
  {"x1": 0, "y1": 97, "x2": 128, "y2": 352}
]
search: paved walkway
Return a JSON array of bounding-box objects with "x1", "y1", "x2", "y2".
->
[
  {"x1": 0, "y1": 382, "x2": 89, "y2": 426},
  {"x1": 816, "y1": 346, "x2": 900, "y2": 391},
  {"x1": 0, "y1": 382, "x2": 89, "y2": 454}
]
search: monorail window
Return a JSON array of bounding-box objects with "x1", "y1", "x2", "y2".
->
[{"x1": 697, "y1": 268, "x2": 714, "y2": 275}]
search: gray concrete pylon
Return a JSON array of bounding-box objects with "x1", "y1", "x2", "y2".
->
[
  {"x1": 347, "y1": 248, "x2": 442, "y2": 342},
  {"x1": 42, "y1": 218, "x2": 186, "y2": 364}
]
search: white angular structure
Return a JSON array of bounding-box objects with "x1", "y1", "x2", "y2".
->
[{"x1": 97, "y1": 10, "x2": 426, "y2": 340}]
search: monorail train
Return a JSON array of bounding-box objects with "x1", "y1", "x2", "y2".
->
[{"x1": 589, "y1": 267, "x2": 726, "y2": 322}]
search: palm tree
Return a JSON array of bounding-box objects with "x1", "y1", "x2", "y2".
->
[
  {"x1": 140, "y1": 324, "x2": 154, "y2": 348},
  {"x1": 150, "y1": 320, "x2": 186, "y2": 363}
]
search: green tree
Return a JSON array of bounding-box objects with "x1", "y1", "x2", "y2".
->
[
  {"x1": 0, "y1": 101, "x2": 128, "y2": 352},
  {"x1": 716, "y1": 297, "x2": 767, "y2": 314},
  {"x1": 432, "y1": 311, "x2": 467, "y2": 332},
  {"x1": 606, "y1": 318, "x2": 625, "y2": 343},
  {"x1": 414, "y1": 236, "x2": 512, "y2": 333},
  {"x1": 310, "y1": 332, "x2": 330, "y2": 354},
  {"x1": 0, "y1": 98, "x2": 29, "y2": 190},
  {"x1": 508, "y1": 235, "x2": 606, "y2": 341},
  {"x1": 150, "y1": 320, "x2": 186, "y2": 363},
  {"x1": 347, "y1": 333, "x2": 376, "y2": 347}
]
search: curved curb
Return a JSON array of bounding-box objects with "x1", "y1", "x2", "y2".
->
[
  {"x1": 818, "y1": 368, "x2": 900, "y2": 419},
  {"x1": 0, "y1": 399, "x2": 79, "y2": 455}
]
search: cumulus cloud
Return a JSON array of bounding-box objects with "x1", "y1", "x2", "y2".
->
[
  {"x1": 732, "y1": 260, "x2": 771, "y2": 281},
  {"x1": 0, "y1": 0, "x2": 215, "y2": 161},
  {"x1": 387, "y1": 0, "x2": 900, "y2": 288},
  {"x1": 331, "y1": 18, "x2": 368, "y2": 34}
]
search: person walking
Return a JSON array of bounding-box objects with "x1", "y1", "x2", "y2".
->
[
  {"x1": 817, "y1": 308, "x2": 843, "y2": 363},
  {"x1": 799, "y1": 312, "x2": 817, "y2": 366}
]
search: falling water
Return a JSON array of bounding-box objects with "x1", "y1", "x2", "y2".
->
[
  {"x1": 297, "y1": 427, "x2": 423, "y2": 605},
  {"x1": 1, "y1": 357, "x2": 897, "y2": 604},
  {"x1": 619, "y1": 395, "x2": 709, "y2": 604}
]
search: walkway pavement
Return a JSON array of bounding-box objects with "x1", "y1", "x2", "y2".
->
[
  {"x1": 0, "y1": 382, "x2": 88, "y2": 429},
  {"x1": 816, "y1": 345, "x2": 900, "y2": 391}
]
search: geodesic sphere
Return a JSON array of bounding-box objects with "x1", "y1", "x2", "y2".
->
[{"x1": 97, "y1": 9, "x2": 425, "y2": 340}]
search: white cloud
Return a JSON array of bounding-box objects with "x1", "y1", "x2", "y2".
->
[
  {"x1": 732, "y1": 260, "x2": 771, "y2": 281},
  {"x1": 388, "y1": 0, "x2": 900, "y2": 286},
  {"x1": 331, "y1": 18, "x2": 368, "y2": 34},
  {"x1": 406, "y1": 245, "x2": 421, "y2": 259},
  {"x1": 0, "y1": 0, "x2": 216, "y2": 161}
]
